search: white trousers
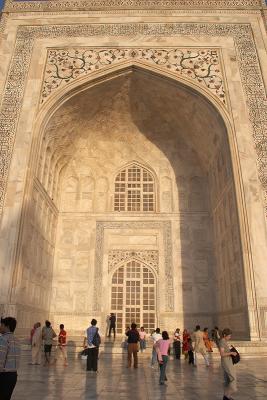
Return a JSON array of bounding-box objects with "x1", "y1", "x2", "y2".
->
[
  {"x1": 31, "y1": 345, "x2": 42, "y2": 364},
  {"x1": 55, "y1": 346, "x2": 67, "y2": 361},
  {"x1": 194, "y1": 351, "x2": 209, "y2": 366}
]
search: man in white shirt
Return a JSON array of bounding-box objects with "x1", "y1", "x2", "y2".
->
[{"x1": 151, "y1": 328, "x2": 162, "y2": 367}]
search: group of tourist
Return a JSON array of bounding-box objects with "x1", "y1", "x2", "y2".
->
[
  {"x1": 0, "y1": 315, "x2": 239, "y2": 400},
  {"x1": 29, "y1": 320, "x2": 68, "y2": 367},
  {"x1": 83, "y1": 319, "x2": 239, "y2": 400}
]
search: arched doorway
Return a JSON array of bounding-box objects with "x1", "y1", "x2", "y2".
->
[{"x1": 111, "y1": 260, "x2": 157, "y2": 334}]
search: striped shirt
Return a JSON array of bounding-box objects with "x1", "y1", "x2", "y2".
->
[{"x1": 0, "y1": 332, "x2": 20, "y2": 372}]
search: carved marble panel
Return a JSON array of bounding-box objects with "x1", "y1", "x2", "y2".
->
[
  {"x1": 4, "y1": 0, "x2": 262, "y2": 12},
  {"x1": 94, "y1": 221, "x2": 174, "y2": 312},
  {"x1": 108, "y1": 250, "x2": 159, "y2": 273},
  {"x1": 41, "y1": 48, "x2": 226, "y2": 106}
]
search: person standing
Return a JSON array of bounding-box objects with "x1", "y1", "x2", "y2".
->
[
  {"x1": 30, "y1": 324, "x2": 36, "y2": 346},
  {"x1": 219, "y1": 328, "x2": 238, "y2": 400},
  {"x1": 42, "y1": 320, "x2": 56, "y2": 366},
  {"x1": 84, "y1": 319, "x2": 101, "y2": 373},
  {"x1": 126, "y1": 323, "x2": 139, "y2": 368},
  {"x1": 212, "y1": 326, "x2": 221, "y2": 348},
  {"x1": 191, "y1": 325, "x2": 209, "y2": 367},
  {"x1": 151, "y1": 328, "x2": 162, "y2": 367},
  {"x1": 173, "y1": 328, "x2": 181, "y2": 359},
  {"x1": 139, "y1": 327, "x2": 147, "y2": 352},
  {"x1": 188, "y1": 338, "x2": 194, "y2": 365},
  {"x1": 105, "y1": 315, "x2": 110, "y2": 337},
  {"x1": 0, "y1": 317, "x2": 20, "y2": 400},
  {"x1": 30, "y1": 322, "x2": 42, "y2": 365},
  {"x1": 155, "y1": 331, "x2": 170, "y2": 385},
  {"x1": 108, "y1": 313, "x2": 116, "y2": 339},
  {"x1": 53, "y1": 324, "x2": 68, "y2": 366},
  {"x1": 182, "y1": 329, "x2": 190, "y2": 359},
  {"x1": 203, "y1": 327, "x2": 213, "y2": 352}
]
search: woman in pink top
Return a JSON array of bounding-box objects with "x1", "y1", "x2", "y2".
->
[
  {"x1": 139, "y1": 327, "x2": 147, "y2": 352},
  {"x1": 155, "y1": 331, "x2": 170, "y2": 385}
]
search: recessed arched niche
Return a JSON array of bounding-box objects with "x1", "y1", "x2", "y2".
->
[{"x1": 15, "y1": 66, "x2": 248, "y2": 338}]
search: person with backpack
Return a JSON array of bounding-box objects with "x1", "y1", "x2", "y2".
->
[
  {"x1": 84, "y1": 319, "x2": 101, "y2": 373},
  {"x1": 219, "y1": 328, "x2": 239, "y2": 400}
]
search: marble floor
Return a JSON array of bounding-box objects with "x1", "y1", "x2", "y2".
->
[{"x1": 12, "y1": 351, "x2": 267, "y2": 400}]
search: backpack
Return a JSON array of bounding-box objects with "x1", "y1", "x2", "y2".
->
[
  {"x1": 92, "y1": 328, "x2": 101, "y2": 347},
  {"x1": 230, "y1": 346, "x2": 240, "y2": 364}
]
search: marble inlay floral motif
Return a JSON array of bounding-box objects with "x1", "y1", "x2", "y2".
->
[{"x1": 41, "y1": 48, "x2": 226, "y2": 105}]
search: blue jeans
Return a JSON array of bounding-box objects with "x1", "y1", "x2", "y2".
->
[
  {"x1": 151, "y1": 348, "x2": 157, "y2": 365},
  {"x1": 159, "y1": 355, "x2": 168, "y2": 383},
  {"x1": 140, "y1": 339, "x2": 146, "y2": 351}
]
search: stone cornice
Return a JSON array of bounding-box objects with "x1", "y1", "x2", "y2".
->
[{"x1": 3, "y1": 0, "x2": 263, "y2": 13}]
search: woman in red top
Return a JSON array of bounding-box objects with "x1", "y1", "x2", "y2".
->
[{"x1": 182, "y1": 329, "x2": 190, "y2": 359}]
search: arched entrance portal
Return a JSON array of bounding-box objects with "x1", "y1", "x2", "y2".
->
[
  {"x1": 12, "y1": 65, "x2": 250, "y2": 339},
  {"x1": 111, "y1": 260, "x2": 157, "y2": 334}
]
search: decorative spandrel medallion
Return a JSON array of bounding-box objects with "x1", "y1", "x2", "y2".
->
[{"x1": 41, "y1": 48, "x2": 226, "y2": 106}]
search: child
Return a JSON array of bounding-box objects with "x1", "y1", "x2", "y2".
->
[
  {"x1": 188, "y1": 338, "x2": 194, "y2": 365},
  {"x1": 53, "y1": 324, "x2": 68, "y2": 366},
  {"x1": 139, "y1": 327, "x2": 147, "y2": 352}
]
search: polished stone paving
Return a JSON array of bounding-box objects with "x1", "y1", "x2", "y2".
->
[{"x1": 12, "y1": 351, "x2": 267, "y2": 400}]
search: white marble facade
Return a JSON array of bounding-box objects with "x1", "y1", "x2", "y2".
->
[{"x1": 0, "y1": 0, "x2": 267, "y2": 340}]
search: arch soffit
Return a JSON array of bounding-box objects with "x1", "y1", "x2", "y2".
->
[
  {"x1": 34, "y1": 60, "x2": 233, "y2": 147},
  {"x1": 32, "y1": 61, "x2": 243, "y2": 220}
]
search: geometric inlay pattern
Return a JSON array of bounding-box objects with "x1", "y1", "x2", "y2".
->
[
  {"x1": 108, "y1": 250, "x2": 159, "y2": 273},
  {"x1": 41, "y1": 48, "x2": 226, "y2": 105}
]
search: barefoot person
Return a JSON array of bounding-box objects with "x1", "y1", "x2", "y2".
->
[
  {"x1": 30, "y1": 322, "x2": 42, "y2": 365},
  {"x1": 126, "y1": 323, "x2": 140, "y2": 368},
  {"x1": 155, "y1": 331, "x2": 170, "y2": 385},
  {"x1": 203, "y1": 327, "x2": 213, "y2": 352},
  {"x1": 42, "y1": 320, "x2": 56, "y2": 366},
  {"x1": 219, "y1": 328, "x2": 238, "y2": 400},
  {"x1": 53, "y1": 324, "x2": 68, "y2": 366},
  {"x1": 84, "y1": 319, "x2": 101, "y2": 373},
  {"x1": 192, "y1": 325, "x2": 210, "y2": 367},
  {"x1": 139, "y1": 327, "x2": 147, "y2": 352},
  {"x1": 173, "y1": 328, "x2": 181, "y2": 359}
]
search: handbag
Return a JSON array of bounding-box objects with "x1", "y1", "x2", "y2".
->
[{"x1": 230, "y1": 346, "x2": 240, "y2": 364}]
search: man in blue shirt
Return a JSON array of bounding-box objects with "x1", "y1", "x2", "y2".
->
[{"x1": 84, "y1": 319, "x2": 101, "y2": 372}]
